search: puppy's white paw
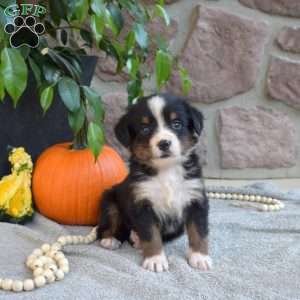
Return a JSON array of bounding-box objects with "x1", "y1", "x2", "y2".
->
[
  {"x1": 187, "y1": 250, "x2": 212, "y2": 271},
  {"x1": 100, "y1": 237, "x2": 121, "y2": 250},
  {"x1": 142, "y1": 252, "x2": 169, "y2": 272},
  {"x1": 130, "y1": 230, "x2": 141, "y2": 249}
]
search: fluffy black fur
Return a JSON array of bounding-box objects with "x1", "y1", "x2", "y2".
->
[{"x1": 97, "y1": 93, "x2": 209, "y2": 265}]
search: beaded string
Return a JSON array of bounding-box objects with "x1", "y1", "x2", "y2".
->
[
  {"x1": 0, "y1": 188, "x2": 285, "y2": 293},
  {"x1": 0, "y1": 227, "x2": 97, "y2": 292}
]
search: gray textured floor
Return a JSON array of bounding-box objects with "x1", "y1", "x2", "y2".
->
[{"x1": 0, "y1": 182, "x2": 299, "y2": 300}]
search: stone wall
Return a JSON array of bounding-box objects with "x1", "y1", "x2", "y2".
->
[{"x1": 91, "y1": 0, "x2": 300, "y2": 179}]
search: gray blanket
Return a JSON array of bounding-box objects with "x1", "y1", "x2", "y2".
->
[{"x1": 0, "y1": 183, "x2": 300, "y2": 300}]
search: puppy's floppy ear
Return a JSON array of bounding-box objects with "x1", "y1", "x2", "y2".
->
[
  {"x1": 114, "y1": 113, "x2": 131, "y2": 148},
  {"x1": 185, "y1": 103, "x2": 204, "y2": 136}
]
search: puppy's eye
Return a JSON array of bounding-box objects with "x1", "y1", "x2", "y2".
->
[
  {"x1": 171, "y1": 120, "x2": 182, "y2": 130},
  {"x1": 140, "y1": 125, "x2": 151, "y2": 135}
]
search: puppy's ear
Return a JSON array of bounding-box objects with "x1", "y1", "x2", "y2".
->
[
  {"x1": 185, "y1": 103, "x2": 204, "y2": 136},
  {"x1": 114, "y1": 113, "x2": 131, "y2": 148}
]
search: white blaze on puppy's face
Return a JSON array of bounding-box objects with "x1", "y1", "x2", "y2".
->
[{"x1": 147, "y1": 96, "x2": 181, "y2": 164}]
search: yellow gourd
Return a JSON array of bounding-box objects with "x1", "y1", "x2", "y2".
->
[{"x1": 0, "y1": 147, "x2": 34, "y2": 223}]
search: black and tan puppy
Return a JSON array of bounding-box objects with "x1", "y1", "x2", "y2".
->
[{"x1": 97, "y1": 93, "x2": 211, "y2": 272}]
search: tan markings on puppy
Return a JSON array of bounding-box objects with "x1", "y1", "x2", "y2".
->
[
  {"x1": 187, "y1": 222, "x2": 208, "y2": 254},
  {"x1": 170, "y1": 112, "x2": 177, "y2": 120},
  {"x1": 141, "y1": 116, "x2": 150, "y2": 124},
  {"x1": 140, "y1": 225, "x2": 163, "y2": 257},
  {"x1": 132, "y1": 142, "x2": 152, "y2": 161}
]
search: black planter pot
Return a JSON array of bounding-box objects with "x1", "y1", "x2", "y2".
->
[{"x1": 0, "y1": 56, "x2": 97, "y2": 176}]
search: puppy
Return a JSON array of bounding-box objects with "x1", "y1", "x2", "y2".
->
[{"x1": 97, "y1": 93, "x2": 211, "y2": 272}]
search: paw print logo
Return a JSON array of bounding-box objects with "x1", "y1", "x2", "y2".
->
[{"x1": 4, "y1": 16, "x2": 45, "y2": 48}]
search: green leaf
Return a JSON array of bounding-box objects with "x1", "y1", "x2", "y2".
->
[
  {"x1": 91, "y1": 14, "x2": 105, "y2": 44},
  {"x1": 126, "y1": 56, "x2": 139, "y2": 79},
  {"x1": 1, "y1": 47, "x2": 28, "y2": 107},
  {"x1": 42, "y1": 63, "x2": 61, "y2": 85},
  {"x1": 0, "y1": 69, "x2": 4, "y2": 102},
  {"x1": 91, "y1": 0, "x2": 105, "y2": 16},
  {"x1": 28, "y1": 57, "x2": 41, "y2": 86},
  {"x1": 155, "y1": 49, "x2": 172, "y2": 90},
  {"x1": 58, "y1": 77, "x2": 80, "y2": 112},
  {"x1": 106, "y1": 3, "x2": 124, "y2": 36},
  {"x1": 61, "y1": 29, "x2": 68, "y2": 45},
  {"x1": 133, "y1": 23, "x2": 148, "y2": 49},
  {"x1": 82, "y1": 86, "x2": 104, "y2": 124},
  {"x1": 87, "y1": 122, "x2": 105, "y2": 159},
  {"x1": 68, "y1": 0, "x2": 89, "y2": 24},
  {"x1": 47, "y1": 49, "x2": 81, "y2": 81},
  {"x1": 125, "y1": 31, "x2": 136, "y2": 51},
  {"x1": 127, "y1": 78, "x2": 143, "y2": 104},
  {"x1": 68, "y1": 107, "x2": 85, "y2": 134},
  {"x1": 178, "y1": 66, "x2": 192, "y2": 95},
  {"x1": 40, "y1": 85, "x2": 54, "y2": 113},
  {"x1": 155, "y1": 4, "x2": 170, "y2": 26}
]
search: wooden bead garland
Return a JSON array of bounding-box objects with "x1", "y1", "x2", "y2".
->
[
  {"x1": 0, "y1": 227, "x2": 97, "y2": 292},
  {"x1": 206, "y1": 192, "x2": 285, "y2": 211}
]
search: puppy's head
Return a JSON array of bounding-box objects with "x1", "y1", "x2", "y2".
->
[{"x1": 115, "y1": 94, "x2": 203, "y2": 168}]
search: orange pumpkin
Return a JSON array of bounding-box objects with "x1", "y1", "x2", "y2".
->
[{"x1": 32, "y1": 143, "x2": 127, "y2": 225}]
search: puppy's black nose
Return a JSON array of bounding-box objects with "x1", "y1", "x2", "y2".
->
[{"x1": 158, "y1": 140, "x2": 171, "y2": 151}]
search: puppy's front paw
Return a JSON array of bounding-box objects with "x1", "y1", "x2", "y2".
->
[
  {"x1": 142, "y1": 252, "x2": 169, "y2": 272},
  {"x1": 100, "y1": 237, "x2": 121, "y2": 250},
  {"x1": 187, "y1": 250, "x2": 212, "y2": 271}
]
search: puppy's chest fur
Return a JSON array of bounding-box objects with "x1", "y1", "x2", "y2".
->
[{"x1": 133, "y1": 164, "x2": 203, "y2": 220}]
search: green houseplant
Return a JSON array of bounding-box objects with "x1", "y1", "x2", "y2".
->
[{"x1": 0, "y1": 0, "x2": 191, "y2": 225}]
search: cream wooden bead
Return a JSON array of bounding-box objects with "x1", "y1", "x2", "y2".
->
[
  {"x1": 47, "y1": 264, "x2": 58, "y2": 273},
  {"x1": 39, "y1": 256, "x2": 48, "y2": 265},
  {"x1": 33, "y1": 267, "x2": 44, "y2": 277},
  {"x1": 207, "y1": 192, "x2": 213, "y2": 198},
  {"x1": 57, "y1": 236, "x2": 67, "y2": 246},
  {"x1": 214, "y1": 193, "x2": 220, "y2": 199},
  {"x1": 26, "y1": 258, "x2": 34, "y2": 268},
  {"x1": 60, "y1": 265, "x2": 70, "y2": 274},
  {"x1": 34, "y1": 276, "x2": 46, "y2": 288},
  {"x1": 27, "y1": 254, "x2": 37, "y2": 262},
  {"x1": 0, "y1": 278, "x2": 2, "y2": 287},
  {"x1": 33, "y1": 259, "x2": 43, "y2": 269},
  {"x1": 58, "y1": 258, "x2": 69, "y2": 267},
  {"x1": 54, "y1": 252, "x2": 65, "y2": 261},
  {"x1": 43, "y1": 270, "x2": 55, "y2": 283},
  {"x1": 12, "y1": 280, "x2": 23, "y2": 292},
  {"x1": 249, "y1": 195, "x2": 255, "y2": 201},
  {"x1": 32, "y1": 249, "x2": 43, "y2": 257},
  {"x1": 23, "y1": 279, "x2": 35, "y2": 291},
  {"x1": 72, "y1": 236, "x2": 79, "y2": 244},
  {"x1": 238, "y1": 194, "x2": 244, "y2": 200},
  {"x1": 256, "y1": 195, "x2": 261, "y2": 202},
  {"x1": 2, "y1": 279, "x2": 13, "y2": 291},
  {"x1": 51, "y1": 243, "x2": 62, "y2": 251},
  {"x1": 232, "y1": 194, "x2": 238, "y2": 200},
  {"x1": 41, "y1": 244, "x2": 51, "y2": 253},
  {"x1": 55, "y1": 270, "x2": 65, "y2": 281},
  {"x1": 65, "y1": 236, "x2": 73, "y2": 244}
]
